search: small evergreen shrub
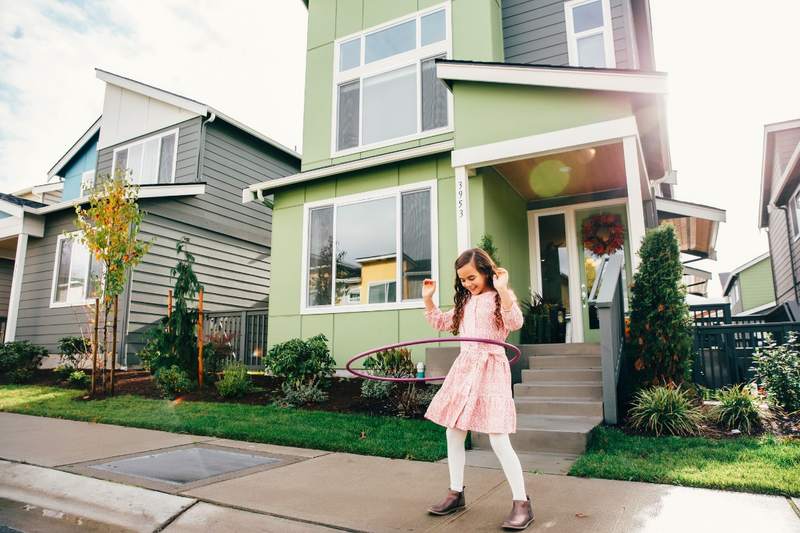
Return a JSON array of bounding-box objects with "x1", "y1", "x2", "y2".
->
[
  {"x1": 709, "y1": 384, "x2": 763, "y2": 434},
  {"x1": 215, "y1": 361, "x2": 253, "y2": 398},
  {"x1": 0, "y1": 341, "x2": 48, "y2": 383},
  {"x1": 57, "y1": 336, "x2": 92, "y2": 370},
  {"x1": 154, "y1": 365, "x2": 194, "y2": 398},
  {"x1": 752, "y1": 333, "x2": 800, "y2": 413},
  {"x1": 67, "y1": 370, "x2": 91, "y2": 389},
  {"x1": 361, "y1": 379, "x2": 394, "y2": 400},
  {"x1": 360, "y1": 348, "x2": 415, "y2": 400},
  {"x1": 628, "y1": 225, "x2": 693, "y2": 387},
  {"x1": 477, "y1": 234, "x2": 501, "y2": 266},
  {"x1": 265, "y1": 334, "x2": 335, "y2": 403},
  {"x1": 628, "y1": 385, "x2": 703, "y2": 436},
  {"x1": 279, "y1": 381, "x2": 328, "y2": 406}
]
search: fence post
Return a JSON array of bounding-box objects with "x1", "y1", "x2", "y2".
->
[
  {"x1": 239, "y1": 311, "x2": 247, "y2": 363},
  {"x1": 198, "y1": 289, "x2": 204, "y2": 387}
]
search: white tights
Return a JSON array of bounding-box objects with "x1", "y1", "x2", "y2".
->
[{"x1": 445, "y1": 427, "x2": 527, "y2": 500}]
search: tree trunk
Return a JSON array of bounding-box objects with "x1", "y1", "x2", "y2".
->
[
  {"x1": 102, "y1": 302, "x2": 109, "y2": 394},
  {"x1": 91, "y1": 298, "x2": 99, "y2": 397},
  {"x1": 110, "y1": 296, "x2": 119, "y2": 396}
]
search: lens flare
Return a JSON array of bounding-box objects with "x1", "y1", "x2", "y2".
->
[{"x1": 529, "y1": 159, "x2": 571, "y2": 198}]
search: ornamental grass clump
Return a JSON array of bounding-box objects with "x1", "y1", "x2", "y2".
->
[
  {"x1": 708, "y1": 384, "x2": 763, "y2": 434},
  {"x1": 628, "y1": 385, "x2": 703, "y2": 436},
  {"x1": 628, "y1": 224, "x2": 693, "y2": 387}
]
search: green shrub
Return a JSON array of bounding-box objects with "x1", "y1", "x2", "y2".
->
[
  {"x1": 361, "y1": 379, "x2": 394, "y2": 400},
  {"x1": 0, "y1": 341, "x2": 48, "y2": 383},
  {"x1": 53, "y1": 364, "x2": 75, "y2": 381},
  {"x1": 154, "y1": 365, "x2": 194, "y2": 398},
  {"x1": 360, "y1": 348, "x2": 415, "y2": 400},
  {"x1": 752, "y1": 333, "x2": 800, "y2": 413},
  {"x1": 279, "y1": 381, "x2": 328, "y2": 407},
  {"x1": 215, "y1": 361, "x2": 253, "y2": 398},
  {"x1": 57, "y1": 336, "x2": 92, "y2": 369},
  {"x1": 708, "y1": 384, "x2": 763, "y2": 434},
  {"x1": 628, "y1": 225, "x2": 693, "y2": 387},
  {"x1": 396, "y1": 384, "x2": 438, "y2": 418},
  {"x1": 628, "y1": 385, "x2": 703, "y2": 436},
  {"x1": 67, "y1": 370, "x2": 91, "y2": 389},
  {"x1": 265, "y1": 334, "x2": 335, "y2": 401}
]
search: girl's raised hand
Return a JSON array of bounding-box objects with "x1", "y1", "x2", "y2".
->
[
  {"x1": 422, "y1": 278, "x2": 436, "y2": 299},
  {"x1": 493, "y1": 267, "x2": 509, "y2": 290}
]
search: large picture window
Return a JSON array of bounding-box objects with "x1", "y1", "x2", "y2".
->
[
  {"x1": 564, "y1": 0, "x2": 616, "y2": 68},
  {"x1": 51, "y1": 233, "x2": 103, "y2": 307},
  {"x1": 112, "y1": 129, "x2": 178, "y2": 185},
  {"x1": 303, "y1": 182, "x2": 436, "y2": 312},
  {"x1": 333, "y1": 3, "x2": 451, "y2": 155}
]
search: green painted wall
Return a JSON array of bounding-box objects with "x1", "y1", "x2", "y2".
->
[
  {"x1": 301, "y1": 0, "x2": 504, "y2": 171},
  {"x1": 739, "y1": 256, "x2": 776, "y2": 312},
  {"x1": 268, "y1": 152, "x2": 460, "y2": 366},
  {"x1": 467, "y1": 168, "x2": 530, "y2": 344},
  {"x1": 452, "y1": 82, "x2": 635, "y2": 150}
]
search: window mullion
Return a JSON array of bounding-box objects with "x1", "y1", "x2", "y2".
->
[
  {"x1": 396, "y1": 192, "x2": 402, "y2": 303},
  {"x1": 331, "y1": 205, "x2": 338, "y2": 306}
]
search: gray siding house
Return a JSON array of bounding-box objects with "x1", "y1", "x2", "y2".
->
[
  {"x1": 759, "y1": 119, "x2": 800, "y2": 316},
  {"x1": 0, "y1": 69, "x2": 299, "y2": 368}
]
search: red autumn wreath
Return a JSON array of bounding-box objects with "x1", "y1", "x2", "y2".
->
[{"x1": 582, "y1": 213, "x2": 625, "y2": 255}]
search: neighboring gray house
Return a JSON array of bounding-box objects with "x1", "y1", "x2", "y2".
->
[{"x1": 0, "y1": 69, "x2": 300, "y2": 368}]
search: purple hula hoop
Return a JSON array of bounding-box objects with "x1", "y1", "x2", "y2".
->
[{"x1": 345, "y1": 337, "x2": 522, "y2": 383}]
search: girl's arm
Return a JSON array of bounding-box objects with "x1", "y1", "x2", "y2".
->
[
  {"x1": 494, "y1": 268, "x2": 524, "y2": 332},
  {"x1": 422, "y1": 279, "x2": 455, "y2": 331}
]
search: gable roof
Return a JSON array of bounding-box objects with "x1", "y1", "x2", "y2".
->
[
  {"x1": 95, "y1": 68, "x2": 300, "y2": 160},
  {"x1": 47, "y1": 116, "x2": 101, "y2": 180},
  {"x1": 720, "y1": 251, "x2": 770, "y2": 296},
  {"x1": 759, "y1": 118, "x2": 800, "y2": 228}
]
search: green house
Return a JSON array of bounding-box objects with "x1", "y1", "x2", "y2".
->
[
  {"x1": 244, "y1": 0, "x2": 724, "y2": 368},
  {"x1": 721, "y1": 253, "x2": 776, "y2": 317}
]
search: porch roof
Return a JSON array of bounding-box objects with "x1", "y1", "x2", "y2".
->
[{"x1": 656, "y1": 197, "x2": 726, "y2": 260}]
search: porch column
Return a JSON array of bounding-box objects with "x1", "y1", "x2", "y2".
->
[
  {"x1": 622, "y1": 135, "x2": 646, "y2": 271},
  {"x1": 454, "y1": 165, "x2": 471, "y2": 253},
  {"x1": 5, "y1": 234, "x2": 28, "y2": 342}
]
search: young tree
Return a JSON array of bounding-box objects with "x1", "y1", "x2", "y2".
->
[
  {"x1": 628, "y1": 224, "x2": 693, "y2": 386},
  {"x1": 74, "y1": 170, "x2": 151, "y2": 396}
]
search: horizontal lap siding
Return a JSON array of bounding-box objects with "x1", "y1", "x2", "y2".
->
[
  {"x1": 503, "y1": 0, "x2": 632, "y2": 68},
  {"x1": 0, "y1": 259, "x2": 13, "y2": 316},
  {"x1": 122, "y1": 120, "x2": 299, "y2": 366},
  {"x1": 767, "y1": 208, "x2": 797, "y2": 304}
]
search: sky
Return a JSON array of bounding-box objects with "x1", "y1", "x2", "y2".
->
[{"x1": 1, "y1": 0, "x2": 798, "y2": 295}]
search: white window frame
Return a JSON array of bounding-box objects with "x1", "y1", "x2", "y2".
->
[
  {"x1": 80, "y1": 169, "x2": 96, "y2": 196},
  {"x1": 790, "y1": 184, "x2": 800, "y2": 241},
  {"x1": 49, "y1": 232, "x2": 103, "y2": 308},
  {"x1": 300, "y1": 180, "x2": 439, "y2": 315},
  {"x1": 111, "y1": 128, "x2": 180, "y2": 185},
  {"x1": 564, "y1": 0, "x2": 616, "y2": 68},
  {"x1": 330, "y1": 2, "x2": 453, "y2": 158},
  {"x1": 367, "y1": 280, "x2": 398, "y2": 304}
]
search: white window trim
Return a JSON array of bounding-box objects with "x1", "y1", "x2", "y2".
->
[
  {"x1": 564, "y1": 0, "x2": 616, "y2": 68},
  {"x1": 330, "y1": 2, "x2": 454, "y2": 158},
  {"x1": 80, "y1": 169, "x2": 96, "y2": 195},
  {"x1": 300, "y1": 180, "x2": 439, "y2": 315},
  {"x1": 49, "y1": 231, "x2": 103, "y2": 308},
  {"x1": 111, "y1": 128, "x2": 180, "y2": 185},
  {"x1": 791, "y1": 184, "x2": 800, "y2": 242}
]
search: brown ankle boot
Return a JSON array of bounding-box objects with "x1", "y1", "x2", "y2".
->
[
  {"x1": 428, "y1": 487, "x2": 465, "y2": 515},
  {"x1": 501, "y1": 496, "x2": 534, "y2": 530}
]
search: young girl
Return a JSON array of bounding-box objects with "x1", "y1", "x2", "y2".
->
[{"x1": 422, "y1": 248, "x2": 534, "y2": 531}]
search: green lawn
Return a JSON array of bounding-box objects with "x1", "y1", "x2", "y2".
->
[
  {"x1": 570, "y1": 425, "x2": 800, "y2": 497},
  {"x1": 0, "y1": 385, "x2": 446, "y2": 462}
]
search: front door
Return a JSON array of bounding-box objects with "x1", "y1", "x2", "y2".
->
[
  {"x1": 575, "y1": 205, "x2": 632, "y2": 343},
  {"x1": 530, "y1": 200, "x2": 633, "y2": 343}
]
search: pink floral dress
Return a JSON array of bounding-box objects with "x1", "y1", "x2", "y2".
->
[{"x1": 423, "y1": 289, "x2": 524, "y2": 434}]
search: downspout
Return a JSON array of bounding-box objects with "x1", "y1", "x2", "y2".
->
[
  {"x1": 778, "y1": 205, "x2": 800, "y2": 302},
  {"x1": 196, "y1": 112, "x2": 217, "y2": 182}
]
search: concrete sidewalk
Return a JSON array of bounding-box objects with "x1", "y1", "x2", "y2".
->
[{"x1": 0, "y1": 412, "x2": 798, "y2": 533}]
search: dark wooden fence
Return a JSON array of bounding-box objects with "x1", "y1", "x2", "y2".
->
[
  {"x1": 689, "y1": 304, "x2": 799, "y2": 389},
  {"x1": 203, "y1": 308, "x2": 268, "y2": 369}
]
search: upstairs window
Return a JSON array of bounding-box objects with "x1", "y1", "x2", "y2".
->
[
  {"x1": 565, "y1": 0, "x2": 615, "y2": 68},
  {"x1": 790, "y1": 186, "x2": 800, "y2": 240},
  {"x1": 333, "y1": 4, "x2": 451, "y2": 155},
  {"x1": 112, "y1": 129, "x2": 178, "y2": 185}
]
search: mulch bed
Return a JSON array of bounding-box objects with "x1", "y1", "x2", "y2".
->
[{"x1": 22, "y1": 368, "x2": 417, "y2": 418}]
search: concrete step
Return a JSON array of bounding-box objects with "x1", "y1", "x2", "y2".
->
[
  {"x1": 529, "y1": 355, "x2": 601, "y2": 369},
  {"x1": 521, "y1": 343, "x2": 601, "y2": 356},
  {"x1": 472, "y1": 415, "x2": 602, "y2": 455},
  {"x1": 522, "y1": 368, "x2": 602, "y2": 383},
  {"x1": 438, "y1": 449, "x2": 580, "y2": 475},
  {"x1": 514, "y1": 381, "x2": 603, "y2": 400},
  {"x1": 515, "y1": 397, "x2": 604, "y2": 417}
]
